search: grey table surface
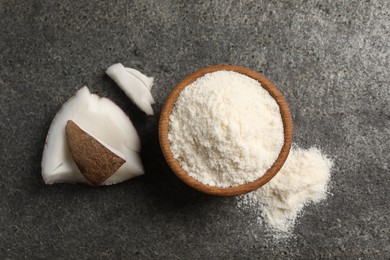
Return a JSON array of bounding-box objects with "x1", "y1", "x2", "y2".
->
[{"x1": 1, "y1": 0, "x2": 390, "y2": 259}]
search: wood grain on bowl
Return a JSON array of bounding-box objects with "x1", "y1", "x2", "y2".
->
[{"x1": 159, "y1": 65, "x2": 293, "y2": 196}]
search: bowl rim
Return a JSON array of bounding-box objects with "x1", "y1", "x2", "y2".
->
[{"x1": 159, "y1": 64, "x2": 293, "y2": 196}]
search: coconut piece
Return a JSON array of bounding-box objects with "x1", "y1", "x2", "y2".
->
[
  {"x1": 65, "y1": 120, "x2": 126, "y2": 186},
  {"x1": 106, "y1": 63, "x2": 155, "y2": 115},
  {"x1": 42, "y1": 86, "x2": 144, "y2": 186}
]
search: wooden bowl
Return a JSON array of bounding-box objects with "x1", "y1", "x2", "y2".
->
[{"x1": 159, "y1": 65, "x2": 293, "y2": 196}]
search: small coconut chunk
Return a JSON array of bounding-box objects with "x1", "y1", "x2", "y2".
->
[
  {"x1": 106, "y1": 63, "x2": 155, "y2": 115},
  {"x1": 65, "y1": 120, "x2": 126, "y2": 186}
]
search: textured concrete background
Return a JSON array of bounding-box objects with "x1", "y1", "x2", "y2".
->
[{"x1": 1, "y1": 0, "x2": 389, "y2": 258}]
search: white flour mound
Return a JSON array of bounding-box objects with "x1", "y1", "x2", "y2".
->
[
  {"x1": 168, "y1": 70, "x2": 284, "y2": 187},
  {"x1": 237, "y1": 147, "x2": 333, "y2": 233}
]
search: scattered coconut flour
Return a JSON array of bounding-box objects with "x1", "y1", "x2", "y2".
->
[
  {"x1": 168, "y1": 70, "x2": 284, "y2": 187},
  {"x1": 106, "y1": 63, "x2": 155, "y2": 115},
  {"x1": 41, "y1": 87, "x2": 144, "y2": 186},
  {"x1": 236, "y1": 146, "x2": 333, "y2": 235}
]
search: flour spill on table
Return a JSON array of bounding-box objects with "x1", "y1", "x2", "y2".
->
[{"x1": 236, "y1": 146, "x2": 333, "y2": 237}]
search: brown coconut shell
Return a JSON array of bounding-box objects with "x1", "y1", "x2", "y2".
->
[{"x1": 65, "y1": 120, "x2": 125, "y2": 186}]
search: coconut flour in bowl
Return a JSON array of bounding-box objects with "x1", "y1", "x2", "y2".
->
[{"x1": 168, "y1": 70, "x2": 285, "y2": 188}]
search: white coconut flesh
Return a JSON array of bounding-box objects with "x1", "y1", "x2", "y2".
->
[
  {"x1": 106, "y1": 63, "x2": 155, "y2": 116},
  {"x1": 42, "y1": 86, "x2": 144, "y2": 185}
]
